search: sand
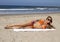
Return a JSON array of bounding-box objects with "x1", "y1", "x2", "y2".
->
[{"x1": 0, "y1": 13, "x2": 60, "y2": 42}]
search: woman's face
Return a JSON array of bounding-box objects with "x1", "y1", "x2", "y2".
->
[{"x1": 46, "y1": 20, "x2": 51, "y2": 24}]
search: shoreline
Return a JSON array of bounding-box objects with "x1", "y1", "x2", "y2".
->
[{"x1": 0, "y1": 12, "x2": 60, "y2": 16}]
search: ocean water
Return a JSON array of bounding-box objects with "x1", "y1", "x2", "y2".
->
[{"x1": 0, "y1": 5, "x2": 60, "y2": 14}]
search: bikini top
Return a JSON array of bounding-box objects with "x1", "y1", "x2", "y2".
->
[
  {"x1": 38, "y1": 19, "x2": 47, "y2": 29},
  {"x1": 38, "y1": 19, "x2": 44, "y2": 25}
]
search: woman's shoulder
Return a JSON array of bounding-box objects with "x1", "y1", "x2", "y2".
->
[{"x1": 39, "y1": 19, "x2": 45, "y2": 22}]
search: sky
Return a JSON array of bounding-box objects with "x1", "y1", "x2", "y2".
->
[{"x1": 0, "y1": 0, "x2": 60, "y2": 6}]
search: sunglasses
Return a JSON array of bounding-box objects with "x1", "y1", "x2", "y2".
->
[{"x1": 47, "y1": 18, "x2": 51, "y2": 22}]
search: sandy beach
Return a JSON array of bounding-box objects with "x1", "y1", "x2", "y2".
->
[{"x1": 0, "y1": 13, "x2": 60, "y2": 42}]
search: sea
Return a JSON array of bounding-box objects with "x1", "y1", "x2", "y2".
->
[{"x1": 0, "y1": 5, "x2": 60, "y2": 14}]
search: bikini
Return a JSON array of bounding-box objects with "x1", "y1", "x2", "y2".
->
[{"x1": 32, "y1": 19, "x2": 47, "y2": 29}]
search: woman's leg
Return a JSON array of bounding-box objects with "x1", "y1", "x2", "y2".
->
[
  {"x1": 4, "y1": 20, "x2": 35, "y2": 29},
  {"x1": 5, "y1": 25, "x2": 23, "y2": 29},
  {"x1": 5, "y1": 22, "x2": 33, "y2": 29}
]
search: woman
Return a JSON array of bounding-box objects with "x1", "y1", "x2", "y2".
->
[{"x1": 5, "y1": 16, "x2": 54, "y2": 29}]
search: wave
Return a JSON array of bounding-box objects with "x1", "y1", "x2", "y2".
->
[
  {"x1": 36, "y1": 8, "x2": 47, "y2": 10},
  {"x1": 0, "y1": 8, "x2": 47, "y2": 10},
  {"x1": 0, "y1": 8, "x2": 60, "y2": 11},
  {"x1": 0, "y1": 7, "x2": 60, "y2": 14},
  {"x1": 0, "y1": 8, "x2": 35, "y2": 10}
]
